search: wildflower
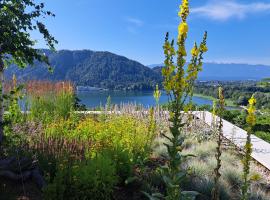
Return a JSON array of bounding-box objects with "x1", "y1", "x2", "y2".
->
[
  {"x1": 178, "y1": 22, "x2": 188, "y2": 35},
  {"x1": 191, "y1": 46, "x2": 199, "y2": 57},
  {"x1": 246, "y1": 95, "x2": 256, "y2": 126},
  {"x1": 241, "y1": 95, "x2": 256, "y2": 200},
  {"x1": 248, "y1": 96, "x2": 256, "y2": 105},
  {"x1": 178, "y1": 0, "x2": 189, "y2": 18},
  {"x1": 159, "y1": 0, "x2": 207, "y2": 199},
  {"x1": 200, "y1": 44, "x2": 208, "y2": 52}
]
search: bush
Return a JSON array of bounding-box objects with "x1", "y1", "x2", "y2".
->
[
  {"x1": 72, "y1": 115, "x2": 155, "y2": 163},
  {"x1": 254, "y1": 131, "x2": 270, "y2": 143},
  {"x1": 42, "y1": 114, "x2": 155, "y2": 183},
  {"x1": 183, "y1": 177, "x2": 230, "y2": 200},
  {"x1": 43, "y1": 154, "x2": 118, "y2": 200}
]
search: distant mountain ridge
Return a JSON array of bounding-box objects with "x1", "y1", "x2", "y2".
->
[
  {"x1": 150, "y1": 63, "x2": 270, "y2": 81},
  {"x1": 5, "y1": 49, "x2": 270, "y2": 91}
]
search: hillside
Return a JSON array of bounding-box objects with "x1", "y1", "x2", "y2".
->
[
  {"x1": 5, "y1": 50, "x2": 162, "y2": 90},
  {"x1": 5, "y1": 50, "x2": 270, "y2": 91}
]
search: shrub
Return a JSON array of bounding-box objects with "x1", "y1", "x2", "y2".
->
[
  {"x1": 183, "y1": 177, "x2": 230, "y2": 200},
  {"x1": 222, "y1": 167, "x2": 243, "y2": 189},
  {"x1": 43, "y1": 154, "x2": 118, "y2": 200},
  {"x1": 254, "y1": 131, "x2": 270, "y2": 143},
  {"x1": 183, "y1": 141, "x2": 216, "y2": 160},
  {"x1": 42, "y1": 114, "x2": 155, "y2": 182},
  {"x1": 72, "y1": 115, "x2": 155, "y2": 162}
]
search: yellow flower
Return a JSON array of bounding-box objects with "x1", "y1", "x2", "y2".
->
[
  {"x1": 191, "y1": 46, "x2": 199, "y2": 56},
  {"x1": 178, "y1": 22, "x2": 188, "y2": 35},
  {"x1": 178, "y1": 0, "x2": 189, "y2": 17},
  {"x1": 246, "y1": 95, "x2": 256, "y2": 126},
  {"x1": 249, "y1": 96, "x2": 256, "y2": 105},
  {"x1": 200, "y1": 44, "x2": 208, "y2": 52}
]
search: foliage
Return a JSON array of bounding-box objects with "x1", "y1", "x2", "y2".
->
[
  {"x1": 222, "y1": 109, "x2": 270, "y2": 143},
  {"x1": 4, "y1": 75, "x2": 24, "y2": 124},
  {"x1": 2, "y1": 75, "x2": 28, "y2": 152},
  {"x1": 241, "y1": 95, "x2": 256, "y2": 200},
  {"x1": 194, "y1": 81, "x2": 270, "y2": 109},
  {"x1": 28, "y1": 81, "x2": 75, "y2": 123},
  {"x1": 72, "y1": 115, "x2": 154, "y2": 162},
  {"x1": 29, "y1": 92, "x2": 75, "y2": 123},
  {"x1": 0, "y1": 1, "x2": 57, "y2": 67},
  {"x1": 258, "y1": 78, "x2": 270, "y2": 88},
  {"x1": 43, "y1": 154, "x2": 118, "y2": 200},
  {"x1": 41, "y1": 113, "x2": 155, "y2": 183},
  {"x1": 0, "y1": 0, "x2": 57, "y2": 145}
]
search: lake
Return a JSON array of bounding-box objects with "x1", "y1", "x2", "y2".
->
[{"x1": 77, "y1": 90, "x2": 214, "y2": 108}]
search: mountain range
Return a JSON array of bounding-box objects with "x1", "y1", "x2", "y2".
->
[
  {"x1": 5, "y1": 49, "x2": 270, "y2": 90},
  {"x1": 150, "y1": 63, "x2": 270, "y2": 81}
]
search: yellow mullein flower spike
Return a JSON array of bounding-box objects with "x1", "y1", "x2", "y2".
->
[
  {"x1": 246, "y1": 95, "x2": 256, "y2": 126},
  {"x1": 179, "y1": 22, "x2": 188, "y2": 35},
  {"x1": 248, "y1": 96, "x2": 256, "y2": 105},
  {"x1": 179, "y1": 0, "x2": 189, "y2": 19}
]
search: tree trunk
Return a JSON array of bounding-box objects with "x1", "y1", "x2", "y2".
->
[{"x1": 0, "y1": 57, "x2": 4, "y2": 145}]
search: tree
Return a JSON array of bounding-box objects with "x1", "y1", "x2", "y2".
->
[
  {"x1": 258, "y1": 78, "x2": 270, "y2": 88},
  {"x1": 237, "y1": 96, "x2": 249, "y2": 106},
  {"x1": 0, "y1": 0, "x2": 57, "y2": 144}
]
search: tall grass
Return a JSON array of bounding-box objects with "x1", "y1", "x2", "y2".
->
[{"x1": 26, "y1": 81, "x2": 75, "y2": 122}]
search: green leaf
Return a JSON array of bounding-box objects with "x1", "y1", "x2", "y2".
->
[
  {"x1": 141, "y1": 191, "x2": 163, "y2": 200},
  {"x1": 176, "y1": 171, "x2": 186, "y2": 180},
  {"x1": 48, "y1": 66, "x2": 54, "y2": 73},
  {"x1": 181, "y1": 191, "x2": 200, "y2": 200},
  {"x1": 125, "y1": 176, "x2": 140, "y2": 185}
]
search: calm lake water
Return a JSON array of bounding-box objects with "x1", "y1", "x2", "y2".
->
[{"x1": 77, "y1": 90, "x2": 214, "y2": 108}]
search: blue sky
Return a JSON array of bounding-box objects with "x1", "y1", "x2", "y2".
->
[{"x1": 34, "y1": 0, "x2": 270, "y2": 66}]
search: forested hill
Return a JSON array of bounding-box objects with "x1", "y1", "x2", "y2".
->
[
  {"x1": 5, "y1": 50, "x2": 162, "y2": 90},
  {"x1": 6, "y1": 50, "x2": 270, "y2": 90}
]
